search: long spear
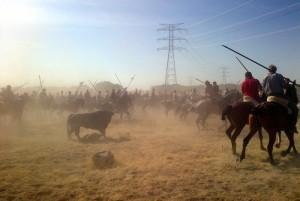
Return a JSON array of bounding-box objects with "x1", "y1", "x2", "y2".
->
[
  {"x1": 88, "y1": 80, "x2": 98, "y2": 92},
  {"x1": 114, "y1": 73, "x2": 123, "y2": 87},
  {"x1": 126, "y1": 75, "x2": 136, "y2": 89},
  {"x1": 38, "y1": 75, "x2": 44, "y2": 89},
  {"x1": 75, "y1": 82, "x2": 84, "y2": 94},
  {"x1": 235, "y1": 56, "x2": 249, "y2": 72},
  {"x1": 222, "y1": 45, "x2": 300, "y2": 87},
  {"x1": 195, "y1": 78, "x2": 205, "y2": 84},
  {"x1": 222, "y1": 45, "x2": 269, "y2": 71}
]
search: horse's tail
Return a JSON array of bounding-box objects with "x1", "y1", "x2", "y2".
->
[
  {"x1": 248, "y1": 105, "x2": 261, "y2": 127},
  {"x1": 221, "y1": 105, "x2": 232, "y2": 120},
  {"x1": 67, "y1": 114, "x2": 74, "y2": 136},
  {"x1": 251, "y1": 104, "x2": 263, "y2": 116}
]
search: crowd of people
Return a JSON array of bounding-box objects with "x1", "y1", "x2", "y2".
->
[{"x1": 0, "y1": 64, "x2": 298, "y2": 133}]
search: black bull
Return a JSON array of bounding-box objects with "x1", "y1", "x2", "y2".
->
[{"x1": 67, "y1": 110, "x2": 114, "y2": 140}]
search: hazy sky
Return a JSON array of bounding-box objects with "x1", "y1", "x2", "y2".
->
[{"x1": 0, "y1": 0, "x2": 300, "y2": 89}]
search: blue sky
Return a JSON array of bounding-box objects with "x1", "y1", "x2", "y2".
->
[{"x1": 0, "y1": 0, "x2": 300, "y2": 89}]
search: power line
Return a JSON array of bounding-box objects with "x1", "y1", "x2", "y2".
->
[
  {"x1": 192, "y1": 24, "x2": 300, "y2": 48},
  {"x1": 191, "y1": 8, "x2": 300, "y2": 44},
  {"x1": 190, "y1": 2, "x2": 300, "y2": 40},
  {"x1": 188, "y1": 0, "x2": 254, "y2": 28},
  {"x1": 157, "y1": 23, "x2": 187, "y2": 88}
]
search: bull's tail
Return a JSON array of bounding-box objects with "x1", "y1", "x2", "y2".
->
[
  {"x1": 221, "y1": 105, "x2": 233, "y2": 121},
  {"x1": 67, "y1": 114, "x2": 74, "y2": 137}
]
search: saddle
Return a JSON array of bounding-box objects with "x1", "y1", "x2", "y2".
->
[
  {"x1": 267, "y1": 96, "x2": 291, "y2": 114},
  {"x1": 243, "y1": 96, "x2": 258, "y2": 106}
]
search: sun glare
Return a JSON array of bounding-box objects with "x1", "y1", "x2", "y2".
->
[{"x1": 0, "y1": 1, "x2": 40, "y2": 27}]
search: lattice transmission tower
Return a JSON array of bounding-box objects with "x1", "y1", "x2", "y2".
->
[
  {"x1": 157, "y1": 23, "x2": 186, "y2": 88},
  {"x1": 220, "y1": 67, "x2": 230, "y2": 87}
]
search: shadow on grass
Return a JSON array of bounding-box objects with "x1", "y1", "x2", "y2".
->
[
  {"x1": 276, "y1": 153, "x2": 300, "y2": 170},
  {"x1": 235, "y1": 152, "x2": 300, "y2": 172},
  {"x1": 77, "y1": 133, "x2": 131, "y2": 144}
]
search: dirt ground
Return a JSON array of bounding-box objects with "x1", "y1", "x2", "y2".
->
[{"x1": 1, "y1": 108, "x2": 300, "y2": 201}]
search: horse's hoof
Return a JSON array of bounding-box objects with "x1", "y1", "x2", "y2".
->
[
  {"x1": 239, "y1": 155, "x2": 245, "y2": 162},
  {"x1": 260, "y1": 146, "x2": 267, "y2": 151},
  {"x1": 281, "y1": 151, "x2": 288, "y2": 157},
  {"x1": 270, "y1": 160, "x2": 278, "y2": 166},
  {"x1": 275, "y1": 144, "x2": 280, "y2": 149}
]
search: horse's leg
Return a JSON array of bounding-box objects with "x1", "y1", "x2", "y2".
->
[
  {"x1": 201, "y1": 112, "x2": 209, "y2": 128},
  {"x1": 267, "y1": 130, "x2": 276, "y2": 164},
  {"x1": 75, "y1": 127, "x2": 81, "y2": 140},
  {"x1": 142, "y1": 104, "x2": 147, "y2": 112},
  {"x1": 258, "y1": 127, "x2": 266, "y2": 151},
  {"x1": 240, "y1": 127, "x2": 258, "y2": 162},
  {"x1": 99, "y1": 128, "x2": 106, "y2": 138},
  {"x1": 275, "y1": 131, "x2": 281, "y2": 148},
  {"x1": 230, "y1": 125, "x2": 244, "y2": 155},
  {"x1": 68, "y1": 126, "x2": 74, "y2": 139},
  {"x1": 282, "y1": 130, "x2": 297, "y2": 156},
  {"x1": 196, "y1": 114, "x2": 202, "y2": 131},
  {"x1": 225, "y1": 124, "x2": 234, "y2": 140},
  {"x1": 126, "y1": 110, "x2": 131, "y2": 120}
]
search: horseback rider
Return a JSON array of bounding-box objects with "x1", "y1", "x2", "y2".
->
[
  {"x1": 241, "y1": 71, "x2": 262, "y2": 105},
  {"x1": 151, "y1": 88, "x2": 156, "y2": 98},
  {"x1": 205, "y1": 80, "x2": 219, "y2": 102},
  {"x1": 172, "y1": 90, "x2": 178, "y2": 102},
  {"x1": 189, "y1": 88, "x2": 198, "y2": 102},
  {"x1": 0, "y1": 85, "x2": 15, "y2": 102},
  {"x1": 110, "y1": 89, "x2": 117, "y2": 103},
  {"x1": 212, "y1": 81, "x2": 220, "y2": 98},
  {"x1": 204, "y1": 81, "x2": 214, "y2": 98},
  {"x1": 262, "y1": 64, "x2": 298, "y2": 133}
]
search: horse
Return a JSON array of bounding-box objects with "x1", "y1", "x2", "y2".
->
[
  {"x1": 222, "y1": 101, "x2": 266, "y2": 154},
  {"x1": 175, "y1": 99, "x2": 193, "y2": 120},
  {"x1": 99, "y1": 95, "x2": 132, "y2": 120},
  {"x1": 0, "y1": 97, "x2": 27, "y2": 123},
  {"x1": 192, "y1": 90, "x2": 242, "y2": 130},
  {"x1": 161, "y1": 99, "x2": 179, "y2": 116},
  {"x1": 141, "y1": 96, "x2": 160, "y2": 112},
  {"x1": 240, "y1": 83, "x2": 298, "y2": 164}
]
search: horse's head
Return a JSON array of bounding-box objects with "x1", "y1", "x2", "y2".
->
[
  {"x1": 220, "y1": 90, "x2": 242, "y2": 108},
  {"x1": 285, "y1": 82, "x2": 298, "y2": 104}
]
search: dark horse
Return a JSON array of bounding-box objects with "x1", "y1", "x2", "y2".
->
[
  {"x1": 222, "y1": 101, "x2": 266, "y2": 155},
  {"x1": 240, "y1": 83, "x2": 298, "y2": 164}
]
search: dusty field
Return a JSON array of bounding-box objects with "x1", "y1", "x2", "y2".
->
[{"x1": 1, "y1": 108, "x2": 300, "y2": 201}]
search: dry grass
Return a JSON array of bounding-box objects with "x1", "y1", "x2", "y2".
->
[{"x1": 0, "y1": 108, "x2": 300, "y2": 201}]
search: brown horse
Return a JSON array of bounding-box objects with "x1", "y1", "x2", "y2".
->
[
  {"x1": 240, "y1": 84, "x2": 298, "y2": 164},
  {"x1": 0, "y1": 97, "x2": 26, "y2": 122},
  {"x1": 222, "y1": 102, "x2": 266, "y2": 154},
  {"x1": 193, "y1": 90, "x2": 242, "y2": 130}
]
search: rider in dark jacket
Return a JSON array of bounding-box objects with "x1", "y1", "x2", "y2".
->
[{"x1": 262, "y1": 65, "x2": 298, "y2": 133}]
